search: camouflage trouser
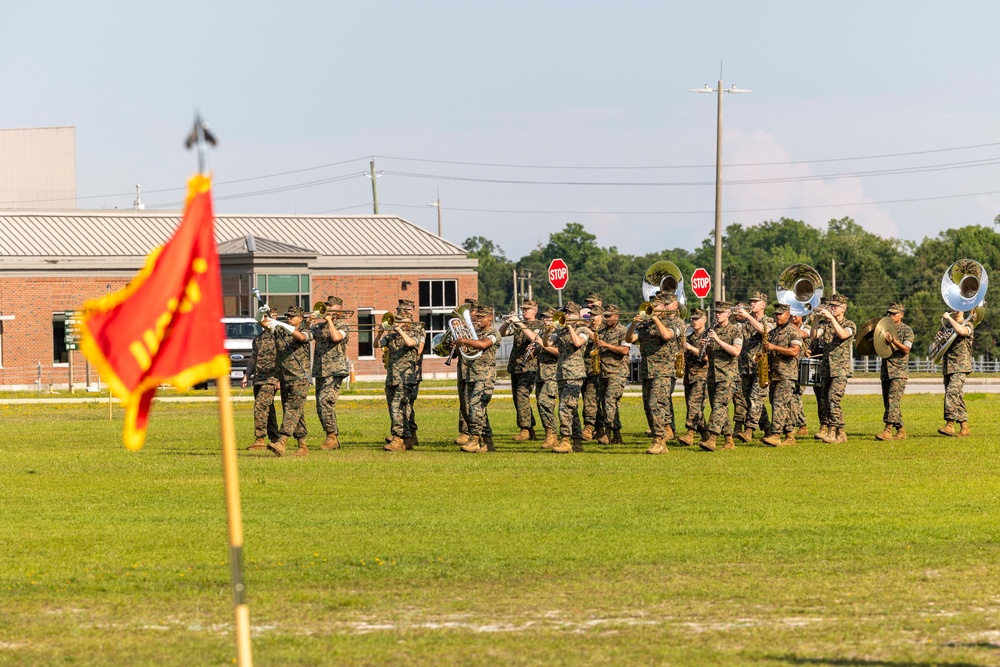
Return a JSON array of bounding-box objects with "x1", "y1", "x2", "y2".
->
[
  {"x1": 734, "y1": 373, "x2": 771, "y2": 431},
  {"x1": 535, "y1": 377, "x2": 558, "y2": 433},
  {"x1": 385, "y1": 383, "x2": 410, "y2": 438},
  {"x1": 463, "y1": 379, "x2": 494, "y2": 437},
  {"x1": 707, "y1": 379, "x2": 736, "y2": 436},
  {"x1": 814, "y1": 374, "x2": 830, "y2": 426},
  {"x1": 315, "y1": 375, "x2": 345, "y2": 435},
  {"x1": 822, "y1": 376, "x2": 848, "y2": 429},
  {"x1": 457, "y1": 376, "x2": 469, "y2": 435},
  {"x1": 599, "y1": 375, "x2": 627, "y2": 431},
  {"x1": 643, "y1": 377, "x2": 673, "y2": 438},
  {"x1": 880, "y1": 375, "x2": 907, "y2": 427},
  {"x1": 667, "y1": 376, "x2": 677, "y2": 432},
  {"x1": 943, "y1": 372, "x2": 968, "y2": 422},
  {"x1": 768, "y1": 378, "x2": 796, "y2": 434},
  {"x1": 278, "y1": 378, "x2": 309, "y2": 438},
  {"x1": 791, "y1": 384, "x2": 807, "y2": 428},
  {"x1": 557, "y1": 378, "x2": 584, "y2": 439},
  {"x1": 405, "y1": 382, "x2": 420, "y2": 435},
  {"x1": 253, "y1": 378, "x2": 280, "y2": 441},
  {"x1": 642, "y1": 380, "x2": 654, "y2": 431},
  {"x1": 511, "y1": 372, "x2": 537, "y2": 429},
  {"x1": 684, "y1": 376, "x2": 708, "y2": 432},
  {"x1": 582, "y1": 375, "x2": 600, "y2": 427}
]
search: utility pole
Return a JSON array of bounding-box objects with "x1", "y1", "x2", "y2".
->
[
  {"x1": 831, "y1": 259, "x2": 837, "y2": 294},
  {"x1": 690, "y1": 72, "x2": 751, "y2": 306},
  {"x1": 428, "y1": 192, "x2": 442, "y2": 236},
  {"x1": 368, "y1": 157, "x2": 380, "y2": 214}
]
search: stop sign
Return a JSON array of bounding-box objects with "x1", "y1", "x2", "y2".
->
[
  {"x1": 548, "y1": 258, "x2": 569, "y2": 290},
  {"x1": 691, "y1": 267, "x2": 712, "y2": 299}
]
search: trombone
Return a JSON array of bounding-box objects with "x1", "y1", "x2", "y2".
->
[{"x1": 309, "y1": 301, "x2": 354, "y2": 319}]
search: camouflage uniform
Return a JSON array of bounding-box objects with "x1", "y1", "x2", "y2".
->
[
  {"x1": 508, "y1": 321, "x2": 539, "y2": 430},
  {"x1": 463, "y1": 323, "x2": 500, "y2": 437},
  {"x1": 820, "y1": 316, "x2": 856, "y2": 430},
  {"x1": 791, "y1": 322, "x2": 810, "y2": 430},
  {"x1": 555, "y1": 324, "x2": 593, "y2": 439},
  {"x1": 707, "y1": 323, "x2": 743, "y2": 436},
  {"x1": 582, "y1": 326, "x2": 601, "y2": 430},
  {"x1": 767, "y1": 320, "x2": 803, "y2": 435},
  {"x1": 403, "y1": 322, "x2": 425, "y2": 438},
  {"x1": 248, "y1": 328, "x2": 280, "y2": 442},
  {"x1": 881, "y1": 322, "x2": 913, "y2": 428},
  {"x1": 534, "y1": 335, "x2": 559, "y2": 434},
  {"x1": 634, "y1": 315, "x2": 684, "y2": 439},
  {"x1": 381, "y1": 325, "x2": 422, "y2": 438},
  {"x1": 598, "y1": 322, "x2": 630, "y2": 433},
  {"x1": 683, "y1": 327, "x2": 709, "y2": 433},
  {"x1": 810, "y1": 329, "x2": 830, "y2": 428},
  {"x1": 734, "y1": 314, "x2": 773, "y2": 432},
  {"x1": 942, "y1": 325, "x2": 973, "y2": 422},
  {"x1": 275, "y1": 321, "x2": 314, "y2": 439},
  {"x1": 311, "y1": 320, "x2": 350, "y2": 436}
]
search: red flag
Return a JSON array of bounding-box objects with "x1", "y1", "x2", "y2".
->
[{"x1": 80, "y1": 174, "x2": 230, "y2": 450}]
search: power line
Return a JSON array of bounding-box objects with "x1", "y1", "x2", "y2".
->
[{"x1": 146, "y1": 172, "x2": 364, "y2": 209}]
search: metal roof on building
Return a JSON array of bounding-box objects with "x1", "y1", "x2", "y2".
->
[
  {"x1": 217, "y1": 234, "x2": 318, "y2": 255},
  {"x1": 0, "y1": 211, "x2": 467, "y2": 258}
]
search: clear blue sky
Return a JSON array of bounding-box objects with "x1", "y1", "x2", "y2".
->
[{"x1": 3, "y1": 1, "x2": 999, "y2": 258}]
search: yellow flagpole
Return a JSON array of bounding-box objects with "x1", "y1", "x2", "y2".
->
[{"x1": 217, "y1": 375, "x2": 253, "y2": 665}]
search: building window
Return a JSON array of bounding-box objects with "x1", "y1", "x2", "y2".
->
[
  {"x1": 256, "y1": 274, "x2": 311, "y2": 317},
  {"x1": 419, "y1": 279, "x2": 457, "y2": 309},
  {"x1": 357, "y1": 309, "x2": 374, "y2": 358},
  {"x1": 52, "y1": 313, "x2": 68, "y2": 364}
]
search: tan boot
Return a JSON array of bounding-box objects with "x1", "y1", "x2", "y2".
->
[
  {"x1": 677, "y1": 429, "x2": 695, "y2": 446},
  {"x1": 594, "y1": 425, "x2": 606, "y2": 442},
  {"x1": 938, "y1": 421, "x2": 956, "y2": 437},
  {"x1": 292, "y1": 438, "x2": 309, "y2": 457},
  {"x1": 735, "y1": 427, "x2": 753, "y2": 443},
  {"x1": 958, "y1": 422, "x2": 971, "y2": 437},
  {"x1": 581, "y1": 424, "x2": 595, "y2": 441},
  {"x1": 247, "y1": 437, "x2": 268, "y2": 451},
  {"x1": 460, "y1": 435, "x2": 482, "y2": 453},
  {"x1": 795, "y1": 425, "x2": 809, "y2": 437},
  {"x1": 724, "y1": 436, "x2": 736, "y2": 450},
  {"x1": 875, "y1": 425, "x2": 893, "y2": 441},
  {"x1": 894, "y1": 427, "x2": 906, "y2": 440},
  {"x1": 384, "y1": 436, "x2": 406, "y2": 452},
  {"x1": 821, "y1": 427, "x2": 838, "y2": 443},
  {"x1": 321, "y1": 433, "x2": 340, "y2": 450},
  {"x1": 540, "y1": 430, "x2": 557, "y2": 449},
  {"x1": 762, "y1": 433, "x2": 783, "y2": 447},
  {"x1": 699, "y1": 434, "x2": 717, "y2": 452},
  {"x1": 596, "y1": 428, "x2": 610, "y2": 444},
  {"x1": 834, "y1": 428, "x2": 847, "y2": 443},
  {"x1": 454, "y1": 433, "x2": 470, "y2": 445},
  {"x1": 267, "y1": 436, "x2": 288, "y2": 457},
  {"x1": 552, "y1": 437, "x2": 574, "y2": 453},
  {"x1": 645, "y1": 437, "x2": 667, "y2": 455},
  {"x1": 814, "y1": 425, "x2": 829, "y2": 440},
  {"x1": 513, "y1": 428, "x2": 532, "y2": 442},
  {"x1": 664, "y1": 425, "x2": 675, "y2": 441},
  {"x1": 610, "y1": 429, "x2": 623, "y2": 444},
  {"x1": 482, "y1": 435, "x2": 495, "y2": 452},
  {"x1": 781, "y1": 434, "x2": 796, "y2": 447},
  {"x1": 572, "y1": 438, "x2": 583, "y2": 453}
]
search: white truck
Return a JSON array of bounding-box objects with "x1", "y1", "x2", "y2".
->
[{"x1": 194, "y1": 317, "x2": 263, "y2": 389}]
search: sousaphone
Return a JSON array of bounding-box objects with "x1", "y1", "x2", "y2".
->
[
  {"x1": 776, "y1": 264, "x2": 823, "y2": 316},
  {"x1": 642, "y1": 260, "x2": 688, "y2": 318}
]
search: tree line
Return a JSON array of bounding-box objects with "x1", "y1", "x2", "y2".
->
[{"x1": 464, "y1": 217, "x2": 1000, "y2": 359}]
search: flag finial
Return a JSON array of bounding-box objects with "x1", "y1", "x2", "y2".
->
[{"x1": 185, "y1": 112, "x2": 218, "y2": 175}]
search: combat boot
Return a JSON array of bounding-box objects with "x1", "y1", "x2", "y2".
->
[
  {"x1": 572, "y1": 438, "x2": 584, "y2": 452},
  {"x1": 938, "y1": 421, "x2": 957, "y2": 437},
  {"x1": 482, "y1": 435, "x2": 495, "y2": 452},
  {"x1": 611, "y1": 429, "x2": 624, "y2": 444},
  {"x1": 894, "y1": 427, "x2": 907, "y2": 440},
  {"x1": 795, "y1": 425, "x2": 809, "y2": 437},
  {"x1": 814, "y1": 425, "x2": 829, "y2": 440},
  {"x1": 762, "y1": 433, "x2": 783, "y2": 447},
  {"x1": 875, "y1": 425, "x2": 893, "y2": 441},
  {"x1": 384, "y1": 436, "x2": 406, "y2": 452},
  {"x1": 821, "y1": 428, "x2": 838, "y2": 443},
  {"x1": 676, "y1": 429, "x2": 695, "y2": 446},
  {"x1": 454, "y1": 433, "x2": 470, "y2": 445},
  {"x1": 830, "y1": 428, "x2": 847, "y2": 443},
  {"x1": 780, "y1": 434, "x2": 796, "y2": 447},
  {"x1": 664, "y1": 425, "x2": 675, "y2": 441},
  {"x1": 292, "y1": 438, "x2": 309, "y2": 457},
  {"x1": 596, "y1": 431, "x2": 610, "y2": 445},
  {"x1": 460, "y1": 435, "x2": 482, "y2": 453},
  {"x1": 267, "y1": 436, "x2": 288, "y2": 457},
  {"x1": 247, "y1": 437, "x2": 268, "y2": 451},
  {"x1": 403, "y1": 436, "x2": 416, "y2": 450},
  {"x1": 594, "y1": 425, "x2": 606, "y2": 442},
  {"x1": 724, "y1": 436, "x2": 736, "y2": 450},
  {"x1": 958, "y1": 422, "x2": 971, "y2": 437},
  {"x1": 699, "y1": 434, "x2": 717, "y2": 452},
  {"x1": 645, "y1": 437, "x2": 667, "y2": 455},
  {"x1": 321, "y1": 433, "x2": 340, "y2": 450},
  {"x1": 735, "y1": 426, "x2": 753, "y2": 443},
  {"x1": 541, "y1": 430, "x2": 557, "y2": 449},
  {"x1": 582, "y1": 424, "x2": 595, "y2": 441},
  {"x1": 552, "y1": 437, "x2": 574, "y2": 454},
  {"x1": 513, "y1": 428, "x2": 532, "y2": 442}
]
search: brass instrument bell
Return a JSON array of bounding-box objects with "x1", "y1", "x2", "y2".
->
[{"x1": 776, "y1": 264, "x2": 824, "y2": 316}]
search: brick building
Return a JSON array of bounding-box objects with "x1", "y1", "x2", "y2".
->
[{"x1": 0, "y1": 211, "x2": 477, "y2": 389}]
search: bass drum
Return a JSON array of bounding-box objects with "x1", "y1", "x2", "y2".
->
[{"x1": 797, "y1": 358, "x2": 822, "y2": 387}]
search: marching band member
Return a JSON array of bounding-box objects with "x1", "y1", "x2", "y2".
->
[
  {"x1": 810, "y1": 298, "x2": 832, "y2": 440},
  {"x1": 453, "y1": 298, "x2": 479, "y2": 446},
  {"x1": 677, "y1": 307, "x2": 709, "y2": 446},
  {"x1": 265, "y1": 306, "x2": 314, "y2": 457},
  {"x1": 700, "y1": 301, "x2": 743, "y2": 452},
  {"x1": 500, "y1": 299, "x2": 540, "y2": 442},
  {"x1": 553, "y1": 302, "x2": 593, "y2": 453},
  {"x1": 512, "y1": 308, "x2": 560, "y2": 448},
  {"x1": 310, "y1": 295, "x2": 350, "y2": 451},
  {"x1": 789, "y1": 313, "x2": 810, "y2": 436},
  {"x1": 877, "y1": 302, "x2": 913, "y2": 441},
  {"x1": 581, "y1": 293, "x2": 604, "y2": 441},
  {"x1": 595, "y1": 304, "x2": 630, "y2": 445},
  {"x1": 761, "y1": 303, "x2": 802, "y2": 447},
  {"x1": 380, "y1": 307, "x2": 422, "y2": 452},
  {"x1": 455, "y1": 306, "x2": 501, "y2": 452},
  {"x1": 733, "y1": 292, "x2": 773, "y2": 443},
  {"x1": 813, "y1": 294, "x2": 855, "y2": 443},
  {"x1": 398, "y1": 300, "x2": 425, "y2": 449},
  {"x1": 626, "y1": 295, "x2": 683, "y2": 455},
  {"x1": 243, "y1": 318, "x2": 280, "y2": 450},
  {"x1": 938, "y1": 310, "x2": 973, "y2": 437}
]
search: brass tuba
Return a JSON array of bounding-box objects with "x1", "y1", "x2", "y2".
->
[
  {"x1": 642, "y1": 261, "x2": 687, "y2": 318},
  {"x1": 929, "y1": 259, "x2": 988, "y2": 363},
  {"x1": 776, "y1": 264, "x2": 824, "y2": 316}
]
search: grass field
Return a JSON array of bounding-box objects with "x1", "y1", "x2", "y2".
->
[{"x1": 2, "y1": 392, "x2": 1000, "y2": 666}]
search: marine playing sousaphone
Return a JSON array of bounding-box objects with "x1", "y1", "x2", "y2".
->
[
  {"x1": 777, "y1": 265, "x2": 824, "y2": 387},
  {"x1": 928, "y1": 259, "x2": 988, "y2": 363},
  {"x1": 642, "y1": 261, "x2": 688, "y2": 318}
]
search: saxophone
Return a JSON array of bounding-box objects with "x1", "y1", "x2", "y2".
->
[{"x1": 698, "y1": 325, "x2": 716, "y2": 361}]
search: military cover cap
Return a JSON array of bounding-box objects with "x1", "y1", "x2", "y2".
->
[
  {"x1": 475, "y1": 305, "x2": 494, "y2": 317},
  {"x1": 285, "y1": 305, "x2": 307, "y2": 318},
  {"x1": 714, "y1": 300, "x2": 732, "y2": 310},
  {"x1": 830, "y1": 294, "x2": 849, "y2": 306},
  {"x1": 543, "y1": 307, "x2": 558, "y2": 317},
  {"x1": 325, "y1": 295, "x2": 344, "y2": 307},
  {"x1": 564, "y1": 301, "x2": 582, "y2": 314},
  {"x1": 772, "y1": 302, "x2": 790, "y2": 314},
  {"x1": 587, "y1": 305, "x2": 604, "y2": 316},
  {"x1": 689, "y1": 307, "x2": 706, "y2": 319},
  {"x1": 521, "y1": 299, "x2": 538, "y2": 308},
  {"x1": 398, "y1": 298, "x2": 415, "y2": 308},
  {"x1": 463, "y1": 297, "x2": 479, "y2": 306},
  {"x1": 603, "y1": 304, "x2": 620, "y2": 315},
  {"x1": 585, "y1": 292, "x2": 603, "y2": 303},
  {"x1": 886, "y1": 301, "x2": 904, "y2": 314},
  {"x1": 749, "y1": 291, "x2": 768, "y2": 302},
  {"x1": 658, "y1": 292, "x2": 678, "y2": 305}
]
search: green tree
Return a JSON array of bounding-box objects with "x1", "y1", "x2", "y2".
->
[{"x1": 463, "y1": 236, "x2": 514, "y2": 308}]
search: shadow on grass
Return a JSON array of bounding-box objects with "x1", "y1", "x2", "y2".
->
[{"x1": 768, "y1": 653, "x2": 994, "y2": 667}]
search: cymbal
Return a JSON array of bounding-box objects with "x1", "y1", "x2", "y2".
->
[
  {"x1": 855, "y1": 317, "x2": 880, "y2": 356},
  {"x1": 873, "y1": 316, "x2": 898, "y2": 359}
]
